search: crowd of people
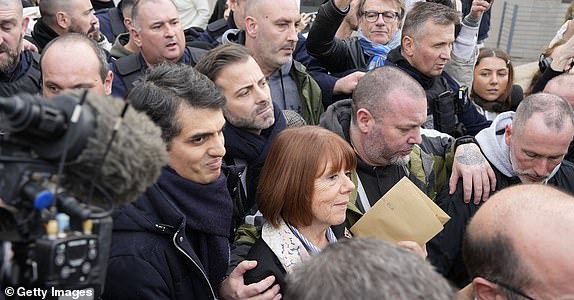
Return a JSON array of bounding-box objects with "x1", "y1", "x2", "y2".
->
[{"x1": 2, "y1": 0, "x2": 574, "y2": 298}]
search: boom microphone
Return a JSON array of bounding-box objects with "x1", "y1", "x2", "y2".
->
[{"x1": 0, "y1": 91, "x2": 168, "y2": 205}]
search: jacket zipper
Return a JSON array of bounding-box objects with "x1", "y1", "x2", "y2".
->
[{"x1": 172, "y1": 228, "x2": 217, "y2": 299}]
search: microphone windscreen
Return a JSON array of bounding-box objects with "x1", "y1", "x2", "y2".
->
[{"x1": 62, "y1": 91, "x2": 167, "y2": 206}]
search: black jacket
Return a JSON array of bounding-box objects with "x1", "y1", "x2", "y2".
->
[
  {"x1": 102, "y1": 184, "x2": 217, "y2": 300},
  {"x1": 306, "y1": 0, "x2": 368, "y2": 73},
  {"x1": 0, "y1": 50, "x2": 42, "y2": 97},
  {"x1": 243, "y1": 224, "x2": 347, "y2": 294},
  {"x1": 103, "y1": 166, "x2": 243, "y2": 300},
  {"x1": 434, "y1": 157, "x2": 574, "y2": 288},
  {"x1": 387, "y1": 47, "x2": 490, "y2": 137}
]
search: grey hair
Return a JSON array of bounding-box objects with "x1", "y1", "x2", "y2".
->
[
  {"x1": 401, "y1": 1, "x2": 460, "y2": 40},
  {"x1": 41, "y1": 33, "x2": 109, "y2": 82},
  {"x1": 351, "y1": 65, "x2": 425, "y2": 124},
  {"x1": 127, "y1": 63, "x2": 226, "y2": 149},
  {"x1": 513, "y1": 93, "x2": 574, "y2": 137},
  {"x1": 285, "y1": 238, "x2": 455, "y2": 300}
]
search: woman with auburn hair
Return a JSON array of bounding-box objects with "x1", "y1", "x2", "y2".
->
[
  {"x1": 471, "y1": 48, "x2": 523, "y2": 120},
  {"x1": 243, "y1": 126, "x2": 356, "y2": 293}
]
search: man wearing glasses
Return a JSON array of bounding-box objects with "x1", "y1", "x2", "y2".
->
[
  {"x1": 462, "y1": 184, "x2": 574, "y2": 299},
  {"x1": 307, "y1": 0, "x2": 404, "y2": 73}
]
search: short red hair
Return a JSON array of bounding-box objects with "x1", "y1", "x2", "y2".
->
[{"x1": 257, "y1": 126, "x2": 357, "y2": 228}]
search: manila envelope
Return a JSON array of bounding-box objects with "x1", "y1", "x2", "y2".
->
[{"x1": 350, "y1": 177, "x2": 450, "y2": 246}]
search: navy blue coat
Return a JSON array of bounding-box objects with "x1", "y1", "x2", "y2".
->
[{"x1": 102, "y1": 183, "x2": 216, "y2": 300}]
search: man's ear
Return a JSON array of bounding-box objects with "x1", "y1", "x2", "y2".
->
[
  {"x1": 104, "y1": 70, "x2": 113, "y2": 96},
  {"x1": 505, "y1": 123, "x2": 512, "y2": 146},
  {"x1": 356, "y1": 108, "x2": 375, "y2": 134},
  {"x1": 123, "y1": 17, "x2": 132, "y2": 30},
  {"x1": 402, "y1": 35, "x2": 415, "y2": 58},
  {"x1": 130, "y1": 26, "x2": 142, "y2": 48},
  {"x1": 21, "y1": 16, "x2": 30, "y2": 35},
  {"x1": 55, "y1": 11, "x2": 69, "y2": 30},
  {"x1": 244, "y1": 16, "x2": 257, "y2": 38},
  {"x1": 472, "y1": 277, "x2": 503, "y2": 300}
]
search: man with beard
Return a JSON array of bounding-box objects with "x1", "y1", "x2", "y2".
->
[
  {"x1": 242, "y1": 0, "x2": 325, "y2": 125},
  {"x1": 475, "y1": 93, "x2": 574, "y2": 190},
  {"x1": 440, "y1": 92, "x2": 574, "y2": 288},
  {"x1": 196, "y1": 0, "x2": 362, "y2": 110},
  {"x1": 29, "y1": 0, "x2": 102, "y2": 52},
  {"x1": 196, "y1": 43, "x2": 282, "y2": 218},
  {"x1": 0, "y1": 0, "x2": 41, "y2": 96},
  {"x1": 320, "y1": 65, "x2": 495, "y2": 286},
  {"x1": 196, "y1": 44, "x2": 286, "y2": 300}
]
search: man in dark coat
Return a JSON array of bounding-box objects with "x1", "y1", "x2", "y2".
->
[
  {"x1": 29, "y1": 0, "x2": 101, "y2": 52},
  {"x1": 195, "y1": 43, "x2": 286, "y2": 300},
  {"x1": 386, "y1": 2, "x2": 490, "y2": 137},
  {"x1": 441, "y1": 92, "x2": 574, "y2": 288},
  {"x1": 108, "y1": 0, "x2": 206, "y2": 97},
  {"x1": 0, "y1": 0, "x2": 41, "y2": 97},
  {"x1": 103, "y1": 64, "x2": 238, "y2": 300}
]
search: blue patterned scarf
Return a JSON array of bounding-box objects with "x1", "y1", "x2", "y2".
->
[{"x1": 358, "y1": 29, "x2": 401, "y2": 70}]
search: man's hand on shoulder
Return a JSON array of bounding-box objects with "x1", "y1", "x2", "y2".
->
[{"x1": 449, "y1": 142, "x2": 496, "y2": 204}]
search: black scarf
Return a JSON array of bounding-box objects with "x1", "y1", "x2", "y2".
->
[
  {"x1": 223, "y1": 106, "x2": 287, "y2": 207},
  {"x1": 31, "y1": 18, "x2": 60, "y2": 52},
  {"x1": 156, "y1": 166, "x2": 233, "y2": 289}
]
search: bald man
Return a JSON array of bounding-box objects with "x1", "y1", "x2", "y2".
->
[
  {"x1": 462, "y1": 184, "x2": 574, "y2": 299},
  {"x1": 40, "y1": 33, "x2": 113, "y2": 98},
  {"x1": 437, "y1": 92, "x2": 574, "y2": 288},
  {"x1": 544, "y1": 73, "x2": 574, "y2": 162},
  {"x1": 30, "y1": 0, "x2": 99, "y2": 52},
  {"x1": 544, "y1": 73, "x2": 574, "y2": 108}
]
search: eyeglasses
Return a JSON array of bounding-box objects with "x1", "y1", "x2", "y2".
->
[
  {"x1": 362, "y1": 10, "x2": 399, "y2": 23},
  {"x1": 490, "y1": 279, "x2": 536, "y2": 300}
]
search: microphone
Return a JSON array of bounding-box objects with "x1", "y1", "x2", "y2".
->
[{"x1": 0, "y1": 91, "x2": 168, "y2": 205}]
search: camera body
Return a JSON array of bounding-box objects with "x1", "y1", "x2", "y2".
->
[{"x1": 0, "y1": 93, "x2": 111, "y2": 299}]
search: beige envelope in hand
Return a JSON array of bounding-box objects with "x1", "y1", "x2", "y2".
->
[{"x1": 350, "y1": 177, "x2": 450, "y2": 246}]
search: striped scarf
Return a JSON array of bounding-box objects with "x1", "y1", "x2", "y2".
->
[{"x1": 358, "y1": 29, "x2": 401, "y2": 70}]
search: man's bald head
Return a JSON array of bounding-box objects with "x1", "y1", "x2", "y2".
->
[
  {"x1": 38, "y1": 0, "x2": 97, "y2": 35},
  {"x1": 39, "y1": 0, "x2": 71, "y2": 23},
  {"x1": 0, "y1": 0, "x2": 23, "y2": 17},
  {"x1": 545, "y1": 73, "x2": 574, "y2": 108},
  {"x1": 463, "y1": 185, "x2": 574, "y2": 299},
  {"x1": 41, "y1": 33, "x2": 112, "y2": 98}
]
